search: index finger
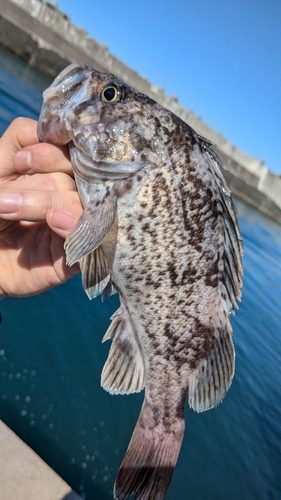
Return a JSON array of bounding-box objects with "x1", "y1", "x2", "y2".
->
[
  {"x1": 0, "y1": 118, "x2": 38, "y2": 174},
  {"x1": 14, "y1": 142, "x2": 73, "y2": 177}
]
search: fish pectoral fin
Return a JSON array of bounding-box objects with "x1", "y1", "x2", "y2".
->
[
  {"x1": 101, "y1": 305, "x2": 144, "y2": 395},
  {"x1": 80, "y1": 246, "x2": 110, "y2": 299},
  {"x1": 64, "y1": 186, "x2": 117, "y2": 266},
  {"x1": 188, "y1": 323, "x2": 235, "y2": 412}
]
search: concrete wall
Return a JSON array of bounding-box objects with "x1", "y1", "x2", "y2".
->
[
  {"x1": 1, "y1": 0, "x2": 281, "y2": 222},
  {"x1": 0, "y1": 420, "x2": 82, "y2": 500}
]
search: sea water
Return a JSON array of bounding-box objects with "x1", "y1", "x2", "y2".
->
[{"x1": 0, "y1": 45, "x2": 281, "y2": 499}]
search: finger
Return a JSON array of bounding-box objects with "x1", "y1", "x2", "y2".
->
[
  {"x1": 0, "y1": 118, "x2": 38, "y2": 173},
  {"x1": 47, "y1": 209, "x2": 79, "y2": 239},
  {"x1": 3, "y1": 171, "x2": 76, "y2": 193},
  {"x1": 0, "y1": 190, "x2": 83, "y2": 222},
  {"x1": 1, "y1": 117, "x2": 38, "y2": 148},
  {"x1": 14, "y1": 142, "x2": 73, "y2": 176}
]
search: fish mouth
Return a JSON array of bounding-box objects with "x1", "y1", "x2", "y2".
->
[
  {"x1": 42, "y1": 62, "x2": 91, "y2": 108},
  {"x1": 37, "y1": 62, "x2": 93, "y2": 144}
]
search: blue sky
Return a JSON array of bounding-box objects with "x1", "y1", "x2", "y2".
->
[{"x1": 56, "y1": 0, "x2": 281, "y2": 175}]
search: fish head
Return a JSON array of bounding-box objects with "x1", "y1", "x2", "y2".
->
[{"x1": 38, "y1": 62, "x2": 171, "y2": 180}]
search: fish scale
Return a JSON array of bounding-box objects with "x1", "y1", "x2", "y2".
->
[{"x1": 38, "y1": 62, "x2": 243, "y2": 500}]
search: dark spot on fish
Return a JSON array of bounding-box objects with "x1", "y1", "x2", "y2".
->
[
  {"x1": 141, "y1": 222, "x2": 150, "y2": 233},
  {"x1": 168, "y1": 264, "x2": 178, "y2": 286},
  {"x1": 134, "y1": 276, "x2": 145, "y2": 282},
  {"x1": 126, "y1": 284, "x2": 139, "y2": 294},
  {"x1": 125, "y1": 273, "x2": 133, "y2": 280},
  {"x1": 145, "y1": 276, "x2": 161, "y2": 289},
  {"x1": 127, "y1": 232, "x2": 136, "y2": 243},
  {"x1": 147, "y1": 208, "x2": 158, "y2": 219},
  {"x1": 140, "y1": 153, "x2": 147, "y2": 162},
  {"x1": 164, "y1": 323, "x2": 171, "y2": 339},
  {"x1": 119, "y1": 339, "x2": 134, "y2": 360},
  {"x1": 183, "y1": 266, "x2": 197, "y2": 283},
  {"x1": 175, "y1": 390, "x2": 186, "y2": 419}
]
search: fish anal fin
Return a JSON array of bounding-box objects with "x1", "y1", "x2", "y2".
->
[
  {"x1": 101, "y1": 305, "x2": 144, "y2": 395},
  {"x1": 102, "y1": 307, "x2": 123, "y2": 342},
  {"x1": 114, "y1": 401, "x2": 185, "y2": 500},
  {"x1": 188, "y1": 322, "x2": 235, "y2": 412}
]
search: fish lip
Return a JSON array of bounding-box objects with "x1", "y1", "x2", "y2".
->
[
  {"x1": 48, "y1": 62, "x2": 89, "y2": 87},
  {"x1": 42, "y1": 62, "x2": 92, "y2": 109}
]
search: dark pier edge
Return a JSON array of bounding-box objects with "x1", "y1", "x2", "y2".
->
[{"x1": 1, "y1": 0, "x2": 281, "y2": 224}]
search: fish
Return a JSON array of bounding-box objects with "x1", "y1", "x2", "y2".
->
[{"x1": 37, "y1": 62, "x2": 243, "y2": 500}]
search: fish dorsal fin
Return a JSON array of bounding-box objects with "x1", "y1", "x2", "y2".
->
[
  {"x1": 183, "y1": 138, "x2": 243, "y2": 413},
  {"x1": 201, "y1": 140, "x2": 243, "y2": 311},
  {"x1": 64, "y1": 186, "x2": 117, "y2": 267},
  {"x1": 101, "y1": 304, "x2": 145, "y2": 395},
  {"x1": 188, "y1": 321, "x2": 235, "y2": 412},
  {"x1": 80, "y1": 246, "x2": 110, "y2": 300}
]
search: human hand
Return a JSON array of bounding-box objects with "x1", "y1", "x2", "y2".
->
[{"x1": 0, "y1": 117, "x2": 83, "y2": 298}]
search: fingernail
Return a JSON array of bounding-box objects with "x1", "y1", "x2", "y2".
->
[
  {"x1": 14, "y1": 150, "x2": 32, "y2": 172},
  {"x1": 51, "y1": 210, "x2": 77, "y2": 230},
  {"x1": 0, "y1": 192, "x2": 22, "y2": 213}
]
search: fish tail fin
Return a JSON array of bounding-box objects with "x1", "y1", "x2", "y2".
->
[{"x1": 114, "y1": 401, "x2": 185, "y2": 500}]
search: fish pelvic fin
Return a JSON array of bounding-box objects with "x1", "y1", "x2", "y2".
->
[
  {"x1": 80, "y1": 246, "x2": 110, "y2": 300},
  {"x1": 64, "y1": 185, "x2": 117, "y2": 267},
  {"x1": 188, "y1": 322, "x2": 235, "y2": 412},
  {"x1": 101, "y1": 304, "x2": 144, "y2": 394},
  {"x1": 114, "y1": 401, "x2": 185, "y2": 500},
  {"x1": 101, "y1": 279, "x2": 117, "y2": 301}
]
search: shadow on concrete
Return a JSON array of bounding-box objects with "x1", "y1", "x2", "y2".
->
[
  {"x1": 60, "y1": 493, "x2": 83, "y2": 500},
  {"x1": 60, "y1": 487, "x2": 112, "y2": 500}
]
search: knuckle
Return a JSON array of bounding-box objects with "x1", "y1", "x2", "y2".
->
[
  {"x1": 51, "y1": 172, "x2": 76, "y2": 191},
  {"x1": 12, "y1": 117, "x2": 35, "y2": 130}
]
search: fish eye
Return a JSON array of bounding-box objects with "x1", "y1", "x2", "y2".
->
[{"x1": 100, "y1": 84, "x2": 122, "y2": 103}]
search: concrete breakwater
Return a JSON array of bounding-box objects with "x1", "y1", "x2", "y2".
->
[
  {"x1": 1, "y1": 0, "x2": 280, "y2": 222},
  {"x1": 0, "y1": 420, "x2": 82, "y2": 500}
]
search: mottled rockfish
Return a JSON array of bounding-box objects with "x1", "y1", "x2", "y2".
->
[{"x1": 38, "y1": 62, "x2": 243, "y2": 500}]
